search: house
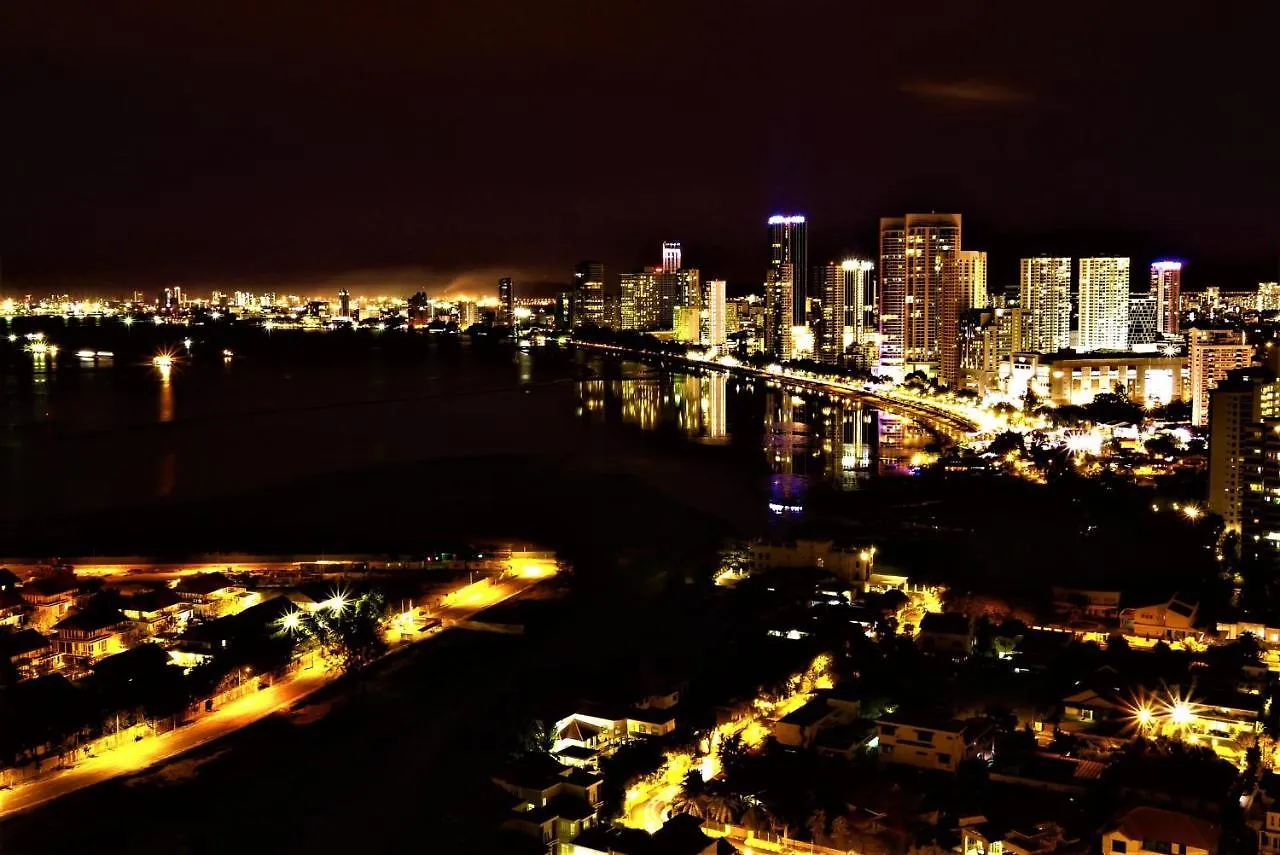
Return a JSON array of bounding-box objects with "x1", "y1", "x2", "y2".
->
[
  {"x1": 172, "y1": 572, "x2": 248, "y2": 618},
  {"x1": 553, "y1": 691, "x2": 680, "y2": 756},
  {"x1": 1051, "y1": 587, "x2": 1121, "y2": 620},
  {"x1": 1249, "y1": 772, "x2": 1280, "y2": 855},
  {"x1": 1121, "y1": 593, "x2": 1199, "y2": 641},
  {"x1": 569, "y1": 813, "x2": 723, "y2": 855},
  {"x1": 0, "y1": 589, "x2": 24, "y2": 628},
  {"x1": 875, "y1": 712, "x2": 995, "y2": 773},
  {"x1": 20, "y1": 576, "x2": 80, "y2": 631},
  {"x1": 495, "y1": 754, "x2": 604, "y2": 849},
  {"x1": 0, "y1": 628, "x2": 61, "y2": 681},
  {"x1": 748, "y1": 538, "x2": 876, "y2": 586},
  {"x1": 813, "y1": 721, "x2": 879, "y2": 761},
  {"x1": 773, "y1": 697, "x2": 837, "y2": 748},
  {"x1": 1101, "y1": 807, "x2": 1219, "y2": 855},
  {"x1": 961, "y1": 819, "x2": 1080, "y2": 855},
  {"x1": 178, "y1": 595, "x2": 295, "y2": 655},
  {"x1": 0, "y1": 567, "x2": 20, "y2": 592},
  {"x1": 918, "y1": 612, "x2": 974, "y2": 656},
  {"x1": 120, "y1": 589, "x2": 193, "y2": 637},
  {"x1": 52, "y1": 609, "x2": 130, "y2": 664}
]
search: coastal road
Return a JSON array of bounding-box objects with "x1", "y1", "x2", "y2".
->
[{"x1": 0, "y1": 573, "x2": 541, "y2": 819}]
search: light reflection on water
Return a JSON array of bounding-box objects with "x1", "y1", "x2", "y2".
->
[{"x1": 575, "y1": 362, "x2": 934, "y2": 501}]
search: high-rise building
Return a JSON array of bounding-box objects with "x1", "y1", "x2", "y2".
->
[
  {"x1": 1019, "y1": 257, "x2": 1072, "y2": 354},
  {"x1": 662, "y1": 242, "x2": 682, "y2": 274},
  {"x1": 768, "y1": 215, "x2": 808, "y2": 327},
  {"x1": 820, "y1": 259, "x2": 873, "y2": 367},
  {"x1": 1128, "y1": 294, "x2": 1158, "y2": 347},
  {"x1": 1151, "y1": 261, "x2": 1182, "y2": 335},
  {"x1": 456, "y1": 300, "x2": 478, "y2": 328},
  {"x1": 338, "y1": 289, "x2": 351, "y2": 318},
  {"x1": 498, "y1": 277, "x2": 515, "y2": 326},
  {"x1": 940, "y1": 250, "x2": 987, "y2": 387},
  {"x1": 571, "y1": 261, "x2": 605, "y2": 328},
  {"x1": 701, "y1": 278, "x2": 727, "y2": 347},
  {"x1": 765, "y1": 263, "x2": 795, "y2": 360},
  {"x1": 1257, "y1": 283, "x2": 1280, "y2": 313},
  {"x1": 1242, "y1": 417, "x2": 1280, "y2": 573},
  {"x1": 879, "y1": 213, "x2": 962, "y2": 376},
  {"x1": 1190, "y1": 328, "x2": 1254, "y2": 426},
  {"x1": 1077, "y1": 257, "x2": 1130, "y2": 351},
  {"x1": 620, "y1": 268, "x2": 662, "y2": 330},
  {"x1": 1209, "y1": 367, "x2": 1280, "y2": 534}
]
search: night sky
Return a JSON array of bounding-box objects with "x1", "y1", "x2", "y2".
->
[{"x1": 5, "y1": 2, "x2": 1279, "y2": 296}]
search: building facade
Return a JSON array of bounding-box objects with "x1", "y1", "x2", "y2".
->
[
  {"x1": 1151, "y1": 260, "x2": 1182, "y2": 335},
  {"x1": 1006, "y1": 351, "x2": 1186, "y2": 407},
  {"x1": 700, "y1": 278, "x2": 727, "y2": 347},
  {"x1": 661, "y1": 241, "x2": 681, "y2": 274},
  {"x1": 1190, "y1": 328, "x2": 1254, "y2": 426},
  {"x1": 819, "y1": 259, "x2": 873, "y2": 367},
  {"x1": 1020, "y1": 257, "x2": 1072, "y2": 354},
  {"x1": 879, "y1": 213, "x2": 963, "y2": 377},
  {"x1": 768, "y1": 215, "x2": 808, "y2": 327},
  {"x1": 1128, "y1": 294, "x2": 1158, "y2": 347},
  {"x1": 571, "y1": 261, "x2": 606, "y2": 328},
  {"x1": 1077, "y1": 257, "x2": 1130, "y2": 351},
  {"x1": 939, "y1": 249, "x2": 987, "y2": 388},
  {"x1": 498, "y1": 277, "x2": 515, "y2": 326},
  {"x1": 1208, "y1": 369, "x2": 1280, "y2": 533},
  {"x1": 765, "y1": 264, "x2": 795, "y2": 360}
]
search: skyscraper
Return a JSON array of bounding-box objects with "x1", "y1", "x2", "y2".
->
[
  {"x1": 498, "y1": 277, "x2": 514, "y2": 326},
  {"x1": 701, "y1": 278, "x2": 727, "y2": 347},
  {"x1": 820, "y1": 259, "x2": 873, "y2": 367},
  {"x1": 768, "y1": 215, "x2": 808, "y2": 327},
  {"x1": 1128, "y1": 294, "x2": 1157, "y2": 347},
  {"x1": 1190, "y1": 328, "x2": 1254, "y2": 426},
  {"x1": 940, "y1": 249, "x2": 987, "y2": 387},
  {"x1": 662, "y1": 241, "x2": 682, "y2": 274},
  {"x1": 1019, "y1": 257, "x2": 1072, "y2": 354},
  {"x1": 1208, "y1": 367, "x2": 1280, "y2": 533},
  {"x1": 338, "y1": 288, "x2": 351, "y2": 318},
  {"x1": 1077, "y1": 257, "x2": 1130, "y2": 351},
  {"x1": 571, "y1": 261, "x2": 605, "y2": 328},
  {"x1": 765, "y1": 264, "x2": 794, "y2": 360},
  {"x1": 1151, "y1": 261, "x2": 1182, "y2": 335},
  {"x1": 879, "y1": 213, "x2": 962, "y2": 376},
  {"x1": 620, "y1": 268, "x2": 661, "y2": 330}
]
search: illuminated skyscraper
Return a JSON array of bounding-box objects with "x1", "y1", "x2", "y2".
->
[
  {"x1": 498, "y1": 277, "x2": 514, "y2": 326},
  {"x1": 571, "y1": 261, "x2": 605, "y2": 328},
  {"x1": 701, "y1": 278, "x2": 727, "y2": 347},
  {"x1": 1209, "y1": 367, "x2": 1280, "y2": 534},
  {"x1": 620, "y1": 268, "x2": 661, "y2": 330},
  {"x1": 940, "y1": 249, "x2": 987, "y2": 387},
  {"x1": 879, "y1": 213, "x2": 962, "y2": 376},
  {"x1": 1019, "y1": 257, "x2": 1072, "y2": 354},
  {"x1": 1128, "y1": 294, "x2": 1157, "y2": 347},
  {"x1": 765, "y1": 263, "x2": 794, "y2": 359},
  {"x1": 1190, "y1": 328, "x2": 1254, "y2": 426},
  {"x1": 1151, "y1": 261, "x2": 1182, "y2": 335},
  {"x1": 338, "y1": 289, "x2": 351, "y2": 318},
  {"x1": 820, "y1": 259, "x2": 873, "y2": 367},
  {"x1": 662, "y1": 241, "x2": 682, "y2": 274},
  {"x1": 1077, "y1": 257, "x2": 1130, "y2": 351},
  {"x1": 768, "y1": 215, "x2": 808, "y2": 326}
]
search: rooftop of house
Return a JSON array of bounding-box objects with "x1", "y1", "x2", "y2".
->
[
  {"x1": 180, "y1": 595, "x2": 294, "y2": 645},
  {"x1": 0, "y1": 567, "x2": 20, "y2": 590},
  {"x1": 0, "y1": 589, "x2": 24, "y2": 611},
  {"x1": 91, "y1": 642, "x2": 175, "y2": 683},
  {"x1": 812, "y1": 720, "x2": 878, "y2": 750},
  {"x1": 779, "y1": 696, "x2": 834, "y2": 727},
  {"x1": 878, "y1": 709, "x2": 972, "y2": 734},
  {"x1": 120, "y1": 588, "x2": 184, "y2": 614},
  {"x1": 1108, "y1": 807, "x2": 1219, "y2": 851},
  {"x1": 0, "y1": 628, "x2": 51, "y2": 658},
  {"x1": 54, "y1": 608, "x2": 128, "y2": 634},
  {"x1": 174, "y1": 572, "x2": 235, "y2": 596},
  {"x1": 22, "y1": 576, "x2": 79, "y2": 598},
  {"x1": 553, "y1": 744, "x2": 599, "y2": 762},
  {"x1": 512, "y1": 792, "x2": 596, "y2": 825},
  {"x1": 496, "y1": 752, "x2": 601, "y2": 793},
  {"x1": 920, "y1": 611, "x2": 971, "y2": 635}
]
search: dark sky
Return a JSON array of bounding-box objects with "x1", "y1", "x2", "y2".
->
[{"x1": 4, "y1": 1, "x2": 1279, "y2": 297}]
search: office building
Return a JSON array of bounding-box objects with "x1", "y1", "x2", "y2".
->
[
  {"x1": 619, "y1": 268, "x2": 662, "y2": 330},
  {"x1": 498, "y1": 277, "x2": 515, "y2": 326},
  {"x1": 672, "y1": 305, "x2": 700, "y2": 343},
  {"x1": 1151, "y1": 261, "x2": 1182, "y2": 335},
  {"x1": 879, "y1": 213, "x2": 962, "y2": 376},
  {"x1": 1244, "y1": 417, "x2": 1280, "y2": 574},
  {"x1": 662, "y1": 242, "x2": 681, "y2": 274},
  {"x1": 1077, "y1": 257, "x2": 1130, "y2": 351},
  {"x1": 1258, "y1": 283, "x2": 1280, "y2": 313},
  {"x1": 1189, "y1": 328, "x2": 1254, "y2": 426},
  {"x1": 1006, "y1": 351, "x2": 1185, "y2": 408},
  {"x1": 1209, "y1": 368, "x2": 1280, "y2": 533},
  {"x1": 1128, "y1": 294, "x2": 1158, "y2": 347},
  {"x1": 768, "y1": 215, "x2": 808, "y2": 326},
  {"x1": 571, "y1": 261, "x2": 606, "y2": 328},
  {"x1": 1019, "y1": 257, "x2": 1072, "y2": 354},
  {"x1": 765, "y1": 264, "x2": 795, "y2": 360},
  {"x1": 337, "y1": 289, "x2": 351, "y2": 319},
  {"x1": 819, "y1": 259, "x2": 873, "y2": 367},
  {"x1": 456, "y1": 300, "x2": 478, "y2": 328},
  {"x1": 940, "y1": 249, "x2": 987, "y2": 387},
  {"x1": 701, "y1": 278, "x2": 727, "y2": 347}
]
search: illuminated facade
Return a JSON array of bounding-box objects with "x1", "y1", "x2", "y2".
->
[
  {"x1": 498, "y1": 277, "x2": 515, "y2": 326},
  {"x1": 700, "y1": 278, "x2": 727, "y2": 347},
  {"x1": 940, "y1": 249, "x2": 987, "y2": 387},
  {"x1": 1208, "y1": 368, "x2": 1280, "y2": 533},
  {"x1": 819, "y1": 259, "x2": 873, "y2": 367},
  {"x1": 1150, "y1": 261, "x2": 1182, "y2": 335},
  {"x1": 1258, "y1": 282, "x2": 1280, "y2": 313},
  {"x1": 1189, "y1": 328, "x2": 1253, "y2": 426},
  {"x1": 879, "y1": 213, "x2": 962, "y2": 376},
  {"x1": 1077, "y1": 257, "x2": 1130, "y2": 351},
  {"x1": 661, "y1": 241, "x2": 681, "y2": 274},
  {"x1": 571, "y1": 261, "x2": 606, "y2": 328},
  {"x1": 619, "y1": 268, "x2": 662, "y2": 330},
  {"x1": 1008, "y1": 351, "x2": 1186, "y2": 407},
  {"x1": 765, "y1": 264, "x2": 795, "y2": 359},
  {"x1": 1128, "y1": 294, "x2": 1158, "y2": 347},
  {"x1": 768, "y1": 215, "x2": 808, "y2": 326}
]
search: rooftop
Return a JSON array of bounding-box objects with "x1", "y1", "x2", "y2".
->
[
  {"x1": 920, "y1": 611, "x2": 971, "y2": 635},
  {"x1": 1110, "y1": 807, "x2": 1218, "y2": 851},
  {"x1": 54, "y1": 608, "x2": 128, "y2": 634}
]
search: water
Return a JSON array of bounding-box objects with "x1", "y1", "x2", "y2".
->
[{"x1": 0, "y1": 335, "x2": 927, "y2": 536}]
